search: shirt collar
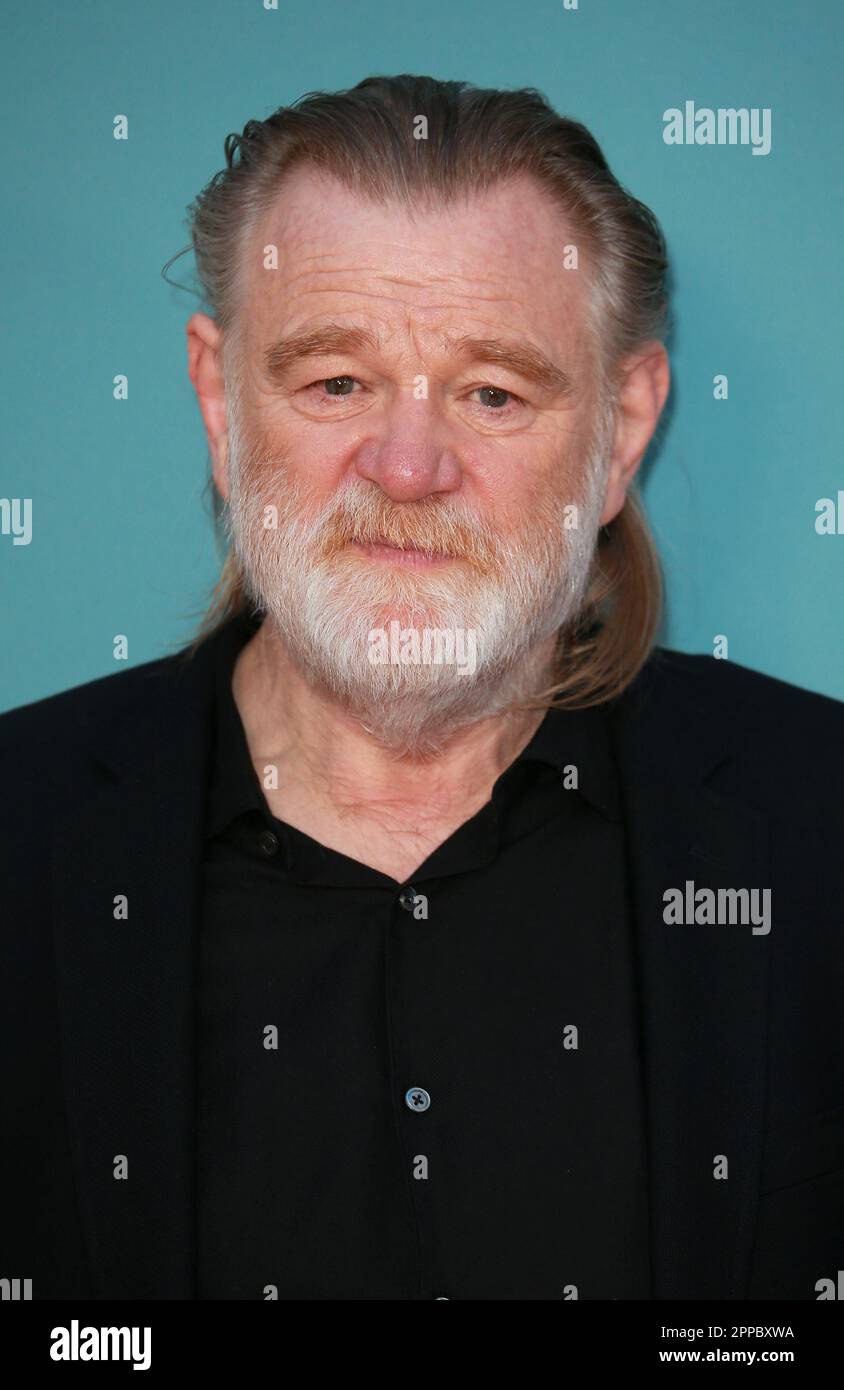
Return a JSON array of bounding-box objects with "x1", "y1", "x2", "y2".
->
[
  {"x1": 515, "y1": 698, "x2": 623, "y2": 822},
  {"x1": 205, "y1": 610, "x2": 267, "y2": 841},
  {"x1": 205, "y1": 613, "x2": 623, "y2": 842}
]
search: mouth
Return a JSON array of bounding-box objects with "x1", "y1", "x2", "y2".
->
[{"x1": 346, "y1": 538, "x2": 456, "y2": 568}]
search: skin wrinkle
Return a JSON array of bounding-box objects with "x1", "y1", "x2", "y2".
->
[
  {"x1": 264, "y1": 325, "x2": 574, "y2": 402},
  {"x1": 187, "y1": 165, "x2": 668, "y2": 878}
]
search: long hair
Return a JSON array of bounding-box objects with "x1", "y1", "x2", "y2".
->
[{"x1": 176, "y1": 74, "x2": 670, "y2": 707}]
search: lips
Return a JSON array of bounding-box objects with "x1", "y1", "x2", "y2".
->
[{"x1": 347, "y1": 538, "x2": 454, "y2": 565}]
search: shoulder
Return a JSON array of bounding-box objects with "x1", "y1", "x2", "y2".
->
[
  {"x1": 0, "y1": 644, "x2": 198, "y2": 792},
  {"x1": 634, "y1": 645, "x2": 844, "y2": 814},
  {"x1": 646, "y1": 645, "x2": 844, "y2": 726},
  {"x1": 0, "y1": 646, "x2": 189, "y2": 734}
]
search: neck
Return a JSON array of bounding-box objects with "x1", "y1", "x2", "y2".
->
[{"x1": 231, "y1": 618, "x2": 557, "y2": 826}]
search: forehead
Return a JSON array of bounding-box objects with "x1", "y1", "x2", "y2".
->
[{"x1": 236, "y1": 164, "x2": 591, "y2": 363}]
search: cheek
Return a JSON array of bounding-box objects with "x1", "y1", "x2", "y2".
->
[
  {"x1": 481, "y1": 429, "x2": 585, "y2": 523},
  {"x1": 248, "y1": 412, "x2": 352, "y2": 497},
  {"x1": 453, "y1": 422, "x2": 564, "y2": 504}
]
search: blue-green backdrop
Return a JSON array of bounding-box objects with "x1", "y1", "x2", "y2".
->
[{"x1": 2, "y1": 0, "x2": 842, "y2": 711}]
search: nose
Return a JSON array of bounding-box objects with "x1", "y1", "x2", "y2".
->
[{"x1": 353, "y1": 395, "x2": 463, "y2": 502}]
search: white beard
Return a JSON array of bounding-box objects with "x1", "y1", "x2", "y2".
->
[{"x1": 223, "y1": 402, "x2": 613, "y2": 757}]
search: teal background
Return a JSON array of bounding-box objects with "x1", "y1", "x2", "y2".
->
[{"x1": 2, "y1": 0, "x2": 842, "y2": 711}]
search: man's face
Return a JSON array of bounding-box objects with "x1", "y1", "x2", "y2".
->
[{"x1": 221, "y1": 166, "x2": 614, "y2": 753}]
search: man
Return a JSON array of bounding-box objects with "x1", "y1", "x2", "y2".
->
[{"x1": 2, "y1": 74, "x2": 843, "y2": 1301}]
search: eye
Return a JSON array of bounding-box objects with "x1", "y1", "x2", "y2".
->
[
  {"x1": 306, "y1": 375, "x2": 361, "y2": 400},
  {"x1": 468, "y1": 385, "x2": 524, "y2": 413}
]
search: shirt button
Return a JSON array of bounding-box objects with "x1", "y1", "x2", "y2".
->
[
  {"x1": 257, "y1": 829, "x2": 280, "y2": 857},
  {"x1": 398, "y1": 886, "x2": 418, "y2": 912},
  {"x1": 404, "y1": 1087, "x2": 431, "y2": 1112}
]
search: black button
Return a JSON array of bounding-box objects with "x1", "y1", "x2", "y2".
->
[
  {"x1": 258, "y1": 829, "x2": 280, "y2": 857},
  {"x1": 398, "y1": 886, "x2": 418, "y2": 912}
]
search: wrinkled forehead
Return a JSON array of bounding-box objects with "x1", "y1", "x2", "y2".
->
[{"x1": 232, "y1": 164, "x2": 594, "y2": 368}]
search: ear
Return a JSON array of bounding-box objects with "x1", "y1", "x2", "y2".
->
[
  {"x1": 186, "y1": 312, "x2": 231, "y2": 502},
  {"x1": 599, "y1": 342, "x2": 670, "y2": 525}
]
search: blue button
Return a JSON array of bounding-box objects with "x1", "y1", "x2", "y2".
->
[{"x1": 405, "y1": 1087, "x2": 431, "y2": 1112}]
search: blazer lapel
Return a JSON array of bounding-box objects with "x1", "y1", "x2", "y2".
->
[
  {"x1": 52, "y1": 633, "x2": 219, "y2": 1298},
  {"x1": 611, "y1": 654, "x2": 771, "y2": 1299}
]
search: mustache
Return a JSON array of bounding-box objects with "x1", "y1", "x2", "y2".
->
[
  {"x1": 317, "y1": 497, "x2": 500, "y2": 573},
  {"x1": 239, "y1": 455, "x2": 503, "y2": 576}
]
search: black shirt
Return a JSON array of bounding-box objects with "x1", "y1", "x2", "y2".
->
[{"x1": 196, "y1": 613, "x2": 651, "y2": 1300}]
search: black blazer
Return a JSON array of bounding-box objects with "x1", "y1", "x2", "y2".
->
[{"x1": 2, "y1": 619, "x2": 843, "y2": 1300}]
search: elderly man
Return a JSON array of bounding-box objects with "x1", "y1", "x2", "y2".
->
[{"x1": 1, "y1": 74, "x2": 843, "y2": 1302}]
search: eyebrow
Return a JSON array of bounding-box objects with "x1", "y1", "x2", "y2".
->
[
  {"x1": 262, "y1": 324, "x2": 574, "y2": 398},
  {"x1": 444, "y1": 332, "x2": 574, "y2": 398},
  {"x1": 264, "y1": 325, "x2": 380, "y2": 382}
]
